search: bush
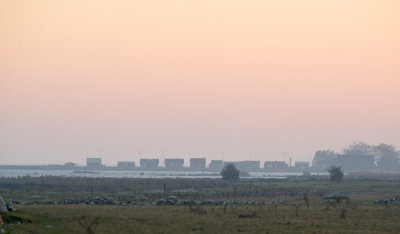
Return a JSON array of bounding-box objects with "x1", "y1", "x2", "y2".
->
[
  {"x1": 327, "y1": 166, "x2": 344, "y2": 182},
  {"x1": 220, "y1": 163, "x2": 239, "y2": 182}
]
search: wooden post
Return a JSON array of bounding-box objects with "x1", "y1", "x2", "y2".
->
[
  {"x1": 233, "y1": 185, "x2": 237, "y2": 203},
  {"x1": 163, "y1": 183, "x2": 166, "y2": 195}
]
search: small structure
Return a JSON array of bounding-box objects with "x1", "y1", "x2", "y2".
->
[
  {"x1": 86, "y1": 158, "x2": 102, "y2": 167},
  {"x1": 295, "y1": 161, "x2": 310, "y2": 170},
  {"x1": 209, "y1": 160, "x2": 223, "y2": 171},
  {"x1": 264, "y1": 161, "x2": 288, "y2": 170},
  {"x1": 140, "y1": 159, "x2": 159, "y2": 170},
  {"x1": 64, "y1": 162, "x2": 77, "y2": 168},
  {"x1": 223, "y1": 161, "x2": 239, "y2": 168},
  {"x1": 236, "y1": 161, "x2": 260, "y2": 172},
  {"x1": 165, "y1": 158, "x2": 184, "y2": 170},
  {"x1": 190, "y1": 158, "x2": 206, "y2": 171},
  {"x1": 117, "y1": 161, "x2": 135, "y2": 168}
]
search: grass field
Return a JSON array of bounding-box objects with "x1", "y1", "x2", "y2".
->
[
  {"x1": 2, "y1": 176, "x2": 400, "y2": 233},
  {"x1": 4, "y1": 202, "x2": 400, "y2": 233},
  {"x1": 2, "y1": 176, "x2": 400, "y2": 201}
]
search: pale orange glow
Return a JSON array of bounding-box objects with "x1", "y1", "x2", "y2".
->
[{"x1": 1, "y1": 0, "x2": 399, "y2": 165}]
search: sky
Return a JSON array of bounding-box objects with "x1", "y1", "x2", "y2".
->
[{"x1": 1, "y1": 0, "x2": 399, "y2": 165}]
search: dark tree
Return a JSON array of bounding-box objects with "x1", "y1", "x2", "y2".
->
[
  {"x1": 220, "y1": 163, "x2": 239, "y2": 182},
  {"x1": 327, "y1": 166, "x2": 344, "y2": 182},
  {"x1": 312, "y1": 150, "x2": 337, "y2": 169},
  {"x1": 374, "y1": 144, "x2": 400, "y2": 170},
  {"x1": 343, "y1": 142, "x2": 373, "y2": 156}
]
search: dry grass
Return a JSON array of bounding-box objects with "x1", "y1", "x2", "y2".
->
[
  {"x1": 4, "y1": 201, "x2": 400, "y2": 234},
  {"x1": 3, "y1": 177, "x2": 400, "y2": 233}
]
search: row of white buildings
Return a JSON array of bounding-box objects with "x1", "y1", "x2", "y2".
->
[{"x1": 86, "y1": 158, "x2": 310, "y2": 172}]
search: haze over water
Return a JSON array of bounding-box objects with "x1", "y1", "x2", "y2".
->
[{"x1": 1, "y1": 0, "x2": 399, "y2": 165}]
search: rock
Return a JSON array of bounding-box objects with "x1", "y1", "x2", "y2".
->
[
  {"x1": 238, "y1": 212, "x2": 256, "y2": 218},
  {"x1": 324, "y1": 193, "x2": 349, "y2": 201},
  {"x1": 279, "y1": 200, "x2": 288, "y2": 205},
  {"x1": 320, "y1": 199, "x2": 335, "y2": 205},
  {"x1": 135, "y1": 194, "x2": 148, "y2": 201},
  {"x1": 183, "y1": 200, "x2": 192, "y2": 205},
  {"x1": 207, "y1": 200, "x2": 216, "y2": 205},
  {"x1": 167, "y1": 195, "x2": 176, "y2": 200},
  {"x1": 177, "y1": 199, "x2": 184, "y2": 205},
  {"x1": 0, "y1": 197, "x2": 7, "y2": 212},
  {"x1": 375, "y1": 199, "x2": 383, "y2": 204},
  {"x1": 128, "y1": 201, "x2": 137, "y2": 205},
  {"x1": 9, "y1": 200, "x2": 21, "y2": 205},
  {"x1": 6, "y1": 203, "x2": 16, "y2": 212},
  {"x1": 392, "y1": 200, "x2": 400, "y2": 205},
  {"x1": 222, "y1": 200, "x2": 234, "y2": 205},
  {"x1": 156, "y1": 198, "x2": 166, "y2": 205},
  {"x1": 375, "y1": 197, "x2": 400, "y2": 205},
  {"x1": 194, "y1": 200, "x2": 202, "y2": 205},
  {"x1": 112, "y1": 201, "x2": 120, "y2": 205},
  {"x1": 166, "y1": 199, "x2": 175, "y2": 205},
  {"x1": 214, "y1": 201, "x2": 223, "y2": 205}
]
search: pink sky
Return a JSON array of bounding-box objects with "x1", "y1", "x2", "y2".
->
[{"x1": 1, "y1": 0, "x2": 399, "y2": 165}]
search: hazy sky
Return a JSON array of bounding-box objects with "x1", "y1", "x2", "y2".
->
[{"x1": 1, "y1": 0, "x2": 399, "y2": 165}]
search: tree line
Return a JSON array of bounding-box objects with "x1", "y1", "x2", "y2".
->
[{"x1": 312, "y1": 142, "x2": 400, "y2": 171}]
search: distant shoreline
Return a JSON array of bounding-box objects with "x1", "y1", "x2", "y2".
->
[{"x1": 0, "y1": 164, "x2": 321, "y2": 173}]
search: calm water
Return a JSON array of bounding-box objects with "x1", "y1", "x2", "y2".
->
[{"x1": 0, "y1": 169, "x2": 313, "y2": 179}]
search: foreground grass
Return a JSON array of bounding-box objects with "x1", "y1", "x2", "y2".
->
[
  {"x1": 5, "y1": 202, "x2": 400, "y2": 234},
  {"x1": 3, "y1": 177, "x2": 400, "y2": 233}
]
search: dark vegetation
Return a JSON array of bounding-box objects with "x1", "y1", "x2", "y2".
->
[
  {"x1": 328, "y1": 166, "x2": 344, "y2": 183},
  {"x1": 220, "y1": 163, "x2": 240, "y2": 182},
  {"x1": 312, "y1": 142, "x2": 400, "y2": 172}
]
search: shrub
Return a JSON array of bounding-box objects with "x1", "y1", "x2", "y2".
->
[
  {"x1": 220, "y1": 163, "x2": 239, "y2": 182},
  {"x1": 327, "y1": 166, "x2": 344, "y2": 182}
]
